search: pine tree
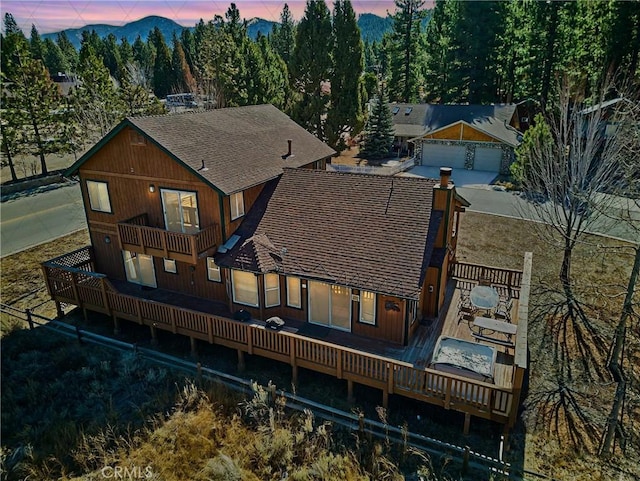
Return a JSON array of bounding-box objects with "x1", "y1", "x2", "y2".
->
[
  {"x1": 71, "y1": 50, "x2": 124, "y2": 142},
  {"x1": 271, "y1": 4, "x2": 295, "y2": 66},
  {"x1": 171, "y1": 34, "x2": 196, "y2": 93},
  {"x1": 119, "y1": 74, "x2": 165, "y2": 117},
  {"x1": 326, "y1": 0, "x2": 364, "y2": 151},
  {"x1": 29, "y1": 25, "x2": 46, "y2": 62},
  {"x1": 101, "y1": 33, "x2": 123, "y2": 79},
  {"x1": 1, "y1": 13, "x2": 28, "y2": 77},
  {"x1": 42, "y1": 38, "x2": 68, "y2": 75},
  {"x1": 2, "y1": 43, "x2": 65, "y2": 176},
  {"x1": 256, "y1": 35, "x2": 289, "y2": 109},
  {"x1": 388, "y1": 0, "x2": 426, "y2": 102},
  {"x1": 360, "y1": 84, "x2": 394, "y2": 160},
  {"x1": 290, "y1": 0, "x2": 333, "y2": 139},
  {"x1": 149, "y1": 27, "x2": 173, "y2": 98},
  {"x1": 56, "y1": 31, "x2": 78, "y2": 72}
]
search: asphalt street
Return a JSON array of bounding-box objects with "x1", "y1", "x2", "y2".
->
[
  {"x1": 0, "y1": 179, "x2": 637, "y2": 258},
  {"x1": 0, "y1": 183, "x2": 87, "y2": 257}
]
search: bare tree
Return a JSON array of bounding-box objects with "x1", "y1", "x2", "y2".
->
[{"x1": 515, "y1": 78, "x2": 639, "y2": 300}]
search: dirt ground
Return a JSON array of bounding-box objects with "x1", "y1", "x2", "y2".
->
[{"x1": 1, "y1": 212, "x2": 637, "y2": 480}]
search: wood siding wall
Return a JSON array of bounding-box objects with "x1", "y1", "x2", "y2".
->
[{"x1": 425, "y1": 123, "x2": 500, "y2": 143}]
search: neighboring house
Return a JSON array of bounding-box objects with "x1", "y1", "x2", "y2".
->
[
  {"x1": 43, "y1": 105, "x2": 530, "y2": 434},
  {"x1": 389, "y1": 103, "x2": 523, "y2": 174},
  {"x1": 63, "y1": 104, "x2": 334, "y2": 294},
  {"x1": 215, "y1": 167, "x2": 469, "y2": 345},
  {"x1": 51, "y1": 73, "x2": 80, "y2": 96}
]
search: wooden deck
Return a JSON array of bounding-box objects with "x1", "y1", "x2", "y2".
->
[{"x1": 42, "y1": 247, "x2": 531, "y2": 431}]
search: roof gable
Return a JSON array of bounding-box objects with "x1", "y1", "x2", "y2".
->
[
  {"x1": 217, "y1": 169, "x2": 442, "y2": 299},
  {"x1": 66, "y1": 105, "x2": 336, "y2": 195}
]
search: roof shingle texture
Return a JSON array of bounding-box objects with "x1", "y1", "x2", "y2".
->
[
  {"x1": 217, "y1": 169, "x2": 441, "y2": 299},
  {"x1": 128, "y1": 104, "x2": 336, "y2": 194}
]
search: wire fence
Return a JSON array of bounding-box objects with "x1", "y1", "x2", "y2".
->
[{"x1": 0, "y1": 303, "x2": 555, "y2": 481}]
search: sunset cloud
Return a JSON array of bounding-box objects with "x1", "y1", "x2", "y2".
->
[{"x1": 1, "y1": 0, "x2": 395, "y2": 35}]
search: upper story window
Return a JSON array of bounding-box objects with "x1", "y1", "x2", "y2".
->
[
  {"x1": 86, "y1": 180, "x2": 112, "y2": 213},
  {"x1": 161, "y1": 189, "x2": 200, "y2": 234},
  {"x1": 230, "y1": 191, "x2": 245, "y2": 220},
  {"x1": 232, "y1": 269, "x2": 259, "y2": 307},
  {"x1": 129, "y1": 130, "x2": 146, "y2": 145},
  {"x1": 286, "y1": 276, "x2": 301, "y2": 308}
]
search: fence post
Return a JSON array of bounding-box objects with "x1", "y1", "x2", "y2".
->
[
  {"x1": 462, "y1": 446, "x2": 470, "y2": 474},
  {"x1": 26, "y1": 309, "x2": 34, "y2": 330},
  {"x1": 75, "y1": 325, "x2": 83, "y2": 344}
]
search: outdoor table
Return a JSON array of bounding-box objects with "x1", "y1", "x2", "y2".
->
[{"x1": 469, "y1": 285, "x2": 500, "y2": 311}]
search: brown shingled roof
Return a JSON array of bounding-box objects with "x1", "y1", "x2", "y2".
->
[
  {"x1": 217, "y1": 169, "x2": 442, "y2": 299},
  {"x1": 127, "y1": 105, "x2": 335, "y2": 194}
]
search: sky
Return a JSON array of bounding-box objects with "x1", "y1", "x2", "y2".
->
[{"x1": 1, "y1": 0, "x2": 397, "y2": 35}]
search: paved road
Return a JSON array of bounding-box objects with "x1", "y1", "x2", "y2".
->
[
  {"x1": 1, "y1": 183, "x2": 87, "y2": 257},
  {"x1": 0, "y1": 180, "x2": 637, "y2": 258}
]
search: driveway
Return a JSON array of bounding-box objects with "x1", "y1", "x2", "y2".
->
[{"x1": 400, "y1": 166, "x2": 499, "y2": 187}]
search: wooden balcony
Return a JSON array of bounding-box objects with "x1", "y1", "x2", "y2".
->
[
  {"x1": 117, "y1": 213, "x2": 218, "y2": 264},
  {"x1": 42, "y1": 249, "x2": 531, "y2": 433}
]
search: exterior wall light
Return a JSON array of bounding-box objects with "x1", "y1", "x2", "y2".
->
[{"x1": 149, "y1": 184, "x2": 155, "y2": 193}]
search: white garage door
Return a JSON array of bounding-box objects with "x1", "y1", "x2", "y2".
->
[
  {"x1": 421, "y1": 143, "x2": 466, "y2": 169},
  {"x1": 474, "y1": 147, "x2": 502, "y2": 172}
]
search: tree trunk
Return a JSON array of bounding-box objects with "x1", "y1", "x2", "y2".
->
[
  {"x1": 541, "y1": 2, "x2": 559, "y2": 108},
  {"x1": 600, "y1": 247, "x2": 640, "y2": 457},
  {"x1": 560, "y1": 245, "x2": 572, "y2": 296},
  {"x1": 0, "y1": 122, "x2": 18, "y2": 181},
  {"x1": 32, "y1": 120, "x2": 48, "y2": 176}
]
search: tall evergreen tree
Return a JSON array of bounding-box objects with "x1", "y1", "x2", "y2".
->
[
  {"x1": 326, "y1": 0, "x2": 364, "y2": 151},
  {"x1": 360, "y1": 83, "x2": 394, "y2": 160},
  {"x1": 56, "y1": 31, "x2": 78, "y2": 72},
  {"x1": 270, "y1": 3, "x2": 295, "y2": 66},
  {"x1": 71, "y1": 50, "x2": 123, "y2": 141},
  {"x1": 171, "y1": 34, "x2": 196, "y2": 93},
  {"x1": 1, "y1": 13, "x2": 28, "y2": 76},
  {"x1": 78, "y1": 30, "x2": 102, "y2": 64},
  {"x1": 29, "y1": 25, "x2": 46, "y2": 62},
  {"x1": 149, "y1": 27, "x2": 173, "y2": 98},
  {"x1": 101, "y1": 33, "x2": 123, "y2": 79},
  {"x1": 2, "y1": 43, "x2": 64, "y2": 175},
  {"x1": 388, "y1": 0, "x2": 426, "y2": 102},
  {"x1": 290, "y1": 0, "x2": 333, "y2": 139},
  {"x1": 43, "y1": 38, "x2": 68, "y2": 75},
  {"x1": 256, "y1": 35, "x2": 289, "y2": 109}
]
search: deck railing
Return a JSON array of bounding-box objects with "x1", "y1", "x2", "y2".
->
[
  {"x1": 326, "y1": 157, "x2": 416, "y2": 176},
  {"x1": 41, "y1": 254, "x2": 520, "y2": 426},
  {"x1": 451, "y1": 261, "x2": 523, "y2": 290},
  {"x1": 117, "y1": 214, "x2": 218, "y2": 264}
]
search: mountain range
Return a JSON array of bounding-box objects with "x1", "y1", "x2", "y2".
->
[{"x1": 40, "y1": 14, "x2": 394, "y2": 49}]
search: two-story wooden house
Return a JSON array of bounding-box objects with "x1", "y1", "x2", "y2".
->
[
  {"x1": 64, "y1": 104, "x2": 334, "y2": 300},
  {"x1": 44, "y1": 105, "x2": 530, "y2": 435}
]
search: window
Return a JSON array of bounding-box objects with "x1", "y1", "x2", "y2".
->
[
  {"x1": 163, "y1": 258, "x2": 177, "y2": 274},
  {"x1": 286, "y1": 276, "x2": 301, "y2": 308},
  {"x1": 232, "y1": 270, "x2": 258, "y2": 307},
  {"x1": 161, "y1": 189, "x2": 200, "y2": 234},
  {"x1": 308, "y1": 281, "x2": 351, "y2": 331},
  {"x1": 86, "y1": 180, "x2": 112, "y2": 213},
  {"x1": 359, "y1": 291, "x2": 376, "y2": 325},
  {"x1": 264, "y1": 273, "x2": 280, "y2": 307},
  {"x1": 392, "y1": 106, "x2": 400, "y2": 115},
  {"x1": 230, "y1": 191, "x2": 245, "y2": 220},
  {"x1": 129, "y1": 130, "x2": 146, "y2": 145},
  {"x1": 207, "y1": 257, "x2": 221, "y2": 282}
]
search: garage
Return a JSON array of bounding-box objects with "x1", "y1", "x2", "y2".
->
[
  {"x1": 473, "y1": 147, "x2": 502, "y2": 172},
  {"x1": 420, "y1": 143, "x2": 466, "y2": 168}
]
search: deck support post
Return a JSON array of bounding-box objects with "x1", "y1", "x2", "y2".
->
[
  {"x1": 382, "y1": 389, "x2": 389, "y2": 409},
  {"x1": 190, "y1": 337, "x2": 198, "y2": 358},
  {"x1": 347, "y1": 379, "x2": 354, "y2": 403},
  {"x1": 113, "y1": 315, "x2": 121, "y2": 335},
  {"x1": 82, "y1": 307, "x2": 88, "y2": 321},
  {"x1": 463, "y1": 413, "x2": 471, "y2": 435},
  {"x1": 291, "y1": 364, "x2": 298, "y2": 387},
  {"x1": 150, "y1": 324, "x2": 158, "y2": 346},
  {"x1": 462, "y1": 446, "x2": 470, "y2": 474},
  {"x1": 237, "y1": 349, "x2": 245, "y2": 372},
  {"x1": 55, "y1": 301, "x2": 63, "y2": 319}
]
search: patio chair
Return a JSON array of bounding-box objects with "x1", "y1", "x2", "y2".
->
[
  {"x1": 478, "y1": 275, "x2": 492, "y2": 286},
  {"x1": 495, "y1": 298, "x2": 513, "y2": 322}
]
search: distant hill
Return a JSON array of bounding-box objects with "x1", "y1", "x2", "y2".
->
[
  {"x1": 357, "y1": 13, "x2": 393, "y2": 43},
  {"x1": 40, "y1": 13, "x2": 405, "y2": 50},
  {"x1": 41, "y1": 16, "x2": 187, "y2": 49}
]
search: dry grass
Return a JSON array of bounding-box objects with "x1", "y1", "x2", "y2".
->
[
  {"x1": 0, "y1": 229, "x2": 89, "y2": 321},
  {"x1": 458, "y1": 212, "x2": 639, "y2": 481},
  {"x1": 1, "y1": 212, "x2": 638, "y2": 480}
]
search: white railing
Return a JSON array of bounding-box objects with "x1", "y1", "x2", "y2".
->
[{"x1": 327, "y1": 157, "x2": 416, "y2": 176}]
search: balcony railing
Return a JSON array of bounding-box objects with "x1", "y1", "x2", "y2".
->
[{"x1": 117, "y1": 213, "x2": 218, "y2": 264}]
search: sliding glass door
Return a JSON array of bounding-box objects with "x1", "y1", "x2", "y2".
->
[
  {"x1": 123, "y1": 251, "x2": 157, "y2": 287},
  {"x1": 308, "y1": 281, "x2": 351, "y2": 331},
  {"x1": 161, "y1": 189, "x2": 199, "y2": 234}
]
